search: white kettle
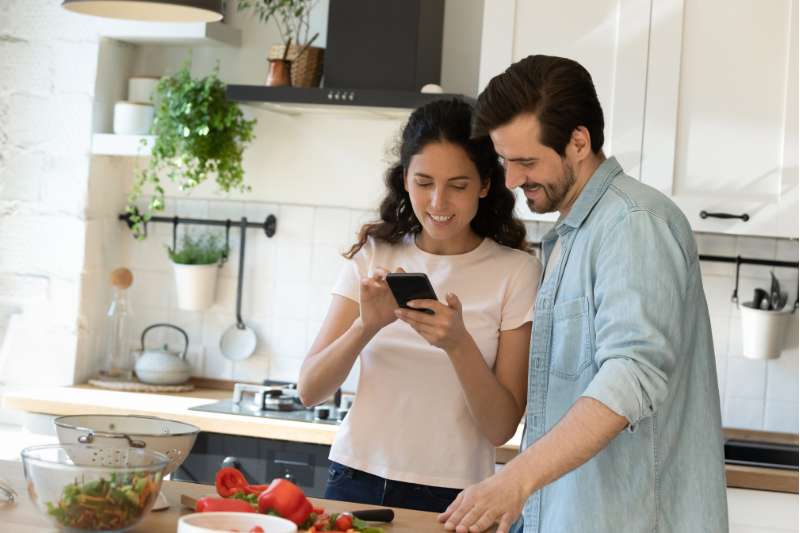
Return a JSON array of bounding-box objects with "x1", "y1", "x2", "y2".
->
[{"x1": 134, "y1": 323, "x2": 192, "y2": 385}]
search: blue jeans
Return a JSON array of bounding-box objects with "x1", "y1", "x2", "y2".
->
[{"x1": 323, "y1": 461, "x2": 461, "y2": 513}]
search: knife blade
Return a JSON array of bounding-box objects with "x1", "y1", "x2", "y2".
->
[{"x1": 180, "y1": 495, "x2": 395, "y2": 523}]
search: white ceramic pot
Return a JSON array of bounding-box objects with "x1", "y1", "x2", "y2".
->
[
  {"x1": 173, "y1": 263, "x2": 219, "y2": 311},
  {"x1": 128, "y1": 76, "x2": 159, "y2": 104},
  {"x1": 739, "y1": 301, "x2": 794, "y2": 359},
  {"x1": 113, "y1": 101, "x2": 154, "y2": 135}
]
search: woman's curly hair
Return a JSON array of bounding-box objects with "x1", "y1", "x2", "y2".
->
[{"x1": 345, "y1": 98, "x2": 530, "y2": 258}]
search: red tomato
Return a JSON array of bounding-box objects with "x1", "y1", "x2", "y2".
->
[
  {"x1": 215, "y1": 467, "x2": 249, "y2": 498},
  {"x1": 195, "y1": 496, "x2": 256, "y2": 513},
  {"x1": 335, "y1": 513, "x2": 353, "y2": 531},
  {"x1": 249, "y1": 527, "x2": 264, "y2": 533}
]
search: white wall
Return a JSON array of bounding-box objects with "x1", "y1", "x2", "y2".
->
[{"x1": 0, "y1": 1, "x2": 107, "y2": 419}]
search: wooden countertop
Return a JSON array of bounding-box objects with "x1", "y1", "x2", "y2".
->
[
  {"x1": 0, "y1": 459, "x2": 449, "y2": 532},
  {"x1": 3, "y1": 384, "x2": 797, "y2": 493},
  {"x1": 1, "y1": 384, "x2": 523, "y2": 455}
]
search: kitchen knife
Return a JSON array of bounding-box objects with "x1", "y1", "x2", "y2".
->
[{"x1": 180, "y1": 495, "x2": 395, "y2": 523}]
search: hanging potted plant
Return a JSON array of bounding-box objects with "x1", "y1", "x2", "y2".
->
[
  {"x1": 126, "y1": 60, "x2": 256, "y2": 235},
  {"x1": 235, "y1": 0, "x2": 324, "y2": 87},
  {"x1": 168, "y1": 232, "x2": 228, "y2": 311}
]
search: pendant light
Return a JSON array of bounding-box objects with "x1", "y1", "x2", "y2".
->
[{"x1": 62, "y1": 0, "x2": 223, "y2": 23}]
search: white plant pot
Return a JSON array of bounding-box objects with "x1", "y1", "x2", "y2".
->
[
  {"x1": 172, "y1": 263, "x2": 219, "y2": 311},
  {"x1": 739, "y1": 301, "x2": 794, "y2": 360}
]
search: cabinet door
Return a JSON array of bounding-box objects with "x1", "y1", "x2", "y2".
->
[
  {"x1": 479, "y1": 0, "x2": 652, "y2": 222},
  {"x1": 641, "y1": 0, "x2": 798, "y2": 238}
]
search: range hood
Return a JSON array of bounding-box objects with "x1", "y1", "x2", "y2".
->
[
  {"x1": 226, "y1": 0, "x2": 474, "y2": 117},
  {"x1": 225, "y1": 85, "x2": 473, "y2": 118}
]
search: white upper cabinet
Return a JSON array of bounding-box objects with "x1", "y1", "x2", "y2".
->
[
  {"x1": 642, "y1": 0, "x2": 798, "y2": 238},
  {"x1": 479, "y1": 0, "x2": 798, "y2": 238},
  {"x1": 480, "y1": 0, "x2": 652, "y2": 222}
]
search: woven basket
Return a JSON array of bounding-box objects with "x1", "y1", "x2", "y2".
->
[{"x1": 268, "y1": 44, "x2": 324, "y2": 88}]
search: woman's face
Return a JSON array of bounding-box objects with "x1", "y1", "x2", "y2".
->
[{"x1": 404, "y1": 141, "x2": 489, "y2": 248}]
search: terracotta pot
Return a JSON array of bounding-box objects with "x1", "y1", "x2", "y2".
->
[{"x1": 268, "y1": 44, "x2": 324, "y2": 87}]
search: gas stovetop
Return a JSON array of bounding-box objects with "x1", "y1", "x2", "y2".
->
[{"x1": 190, "y1": 381, "x2": 348, "y2": 426}]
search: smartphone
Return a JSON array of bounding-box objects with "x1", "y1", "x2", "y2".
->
[{"x1": 385, "y1": 272, "x2": 438, "y2": 315}]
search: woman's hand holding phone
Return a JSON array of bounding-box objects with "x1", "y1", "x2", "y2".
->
[
  {"x1": 395, "y1": 293, "x2": 469, "y2": 353},
  {"x1": 358, "y1": 267, "x2": 401, "y2": 337}
]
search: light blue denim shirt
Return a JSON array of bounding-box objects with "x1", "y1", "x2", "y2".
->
[{"x1": 520, "y1": 157, "x2": 728, "y2": 532}]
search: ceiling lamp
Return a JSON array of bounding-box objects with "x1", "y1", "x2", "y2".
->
[{"x1": 62, "y1": 0, "x2": 223, "y2": 23}]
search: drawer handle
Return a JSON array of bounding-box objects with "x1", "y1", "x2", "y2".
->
[{"x1": 700, "y1": 210, "x2": 749, "y2": 222}]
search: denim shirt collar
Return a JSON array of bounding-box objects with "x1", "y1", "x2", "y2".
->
[{"x1": 542, "y1": 156, "x2": 624, "y2": 242}]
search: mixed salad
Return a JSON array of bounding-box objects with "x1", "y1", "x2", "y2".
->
[
  {"x1": 45, "y1": 471, "x2": 160, "y2": 531},
  {"x1": 195, "y1": 467, "x2": 384, "y2": 533}
]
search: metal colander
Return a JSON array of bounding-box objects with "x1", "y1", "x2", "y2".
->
[{"x1": 53, "y1": 414, "x2": 200, "y2": 476}]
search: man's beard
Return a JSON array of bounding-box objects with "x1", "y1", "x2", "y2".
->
[{"x1": 525, "y1": 160, "x2": 576, "y2": 214}]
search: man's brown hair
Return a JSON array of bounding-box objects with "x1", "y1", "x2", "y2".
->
[{"x1": 473, "y1": 55, "x2": 605, "y2": 155}]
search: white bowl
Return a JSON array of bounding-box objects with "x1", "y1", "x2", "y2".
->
[{"x1": 178, "y1": 512, "x2": 298, "y2": 533}]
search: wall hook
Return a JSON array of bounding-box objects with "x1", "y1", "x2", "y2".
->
[
  {"x1": 171, "y1": 216, "x2": 179, "y2": 252},
  {"x1": 731, "y1": 255, "x2": 742, "y2": 304}
]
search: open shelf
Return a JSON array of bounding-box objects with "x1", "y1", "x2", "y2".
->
[
  {"x1": 100, "y1": 20, "x2": 241, "y2": 46},
  {"x1": 91, "y1": 134, "x2": 154, "y2": 156}
]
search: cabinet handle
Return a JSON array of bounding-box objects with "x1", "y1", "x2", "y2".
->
[{"x1": 699, "y1": 210, "x2": 750, "y2": 222}]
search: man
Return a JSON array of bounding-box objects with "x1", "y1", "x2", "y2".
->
[{"x1": 439, "y1": 55, "x2": 728, "y2": 533}]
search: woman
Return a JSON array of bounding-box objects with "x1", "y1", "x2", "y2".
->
[{"x1": 298, "y1": 99, "x2": 541, "y2": 513}]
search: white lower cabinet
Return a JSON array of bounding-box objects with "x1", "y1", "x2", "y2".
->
[{"x1": 727, "y1": 488, "x2": 798, "y2": 532}]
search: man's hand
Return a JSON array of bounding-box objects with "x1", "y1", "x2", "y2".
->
[{"x1": 438, "y1": 469, "x2": 527, "y2": 533}]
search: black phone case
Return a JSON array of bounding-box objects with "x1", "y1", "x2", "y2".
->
[{"x1": 385, "y1": 273, "x2": 437, "y2": 314}]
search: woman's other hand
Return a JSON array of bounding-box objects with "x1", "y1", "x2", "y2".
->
[
  {"x1": 395, "y1": 292, "x2": 469, "y2": 353},
  {"x1": 359, "y1": 267, "x2": 400, "y2": 336}
]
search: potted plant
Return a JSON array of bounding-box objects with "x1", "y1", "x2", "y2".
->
[
  {"x1": 168, "y1": 232, "x2": 228, "y2": 311},
  {"x1": 234, "y1": 0, "x2": 324, "y2": 87},
  {"x1": 126, "y1": 60, "x2": 256, "y2": 235}
]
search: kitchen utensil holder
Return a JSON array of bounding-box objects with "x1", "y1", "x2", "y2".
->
[{"x1": 120, "y1": 209, "x2": 277, "y2": 240}]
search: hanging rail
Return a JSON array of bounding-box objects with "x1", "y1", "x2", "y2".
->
[{"x1": 118, "y1": 212, "x2": 278, "y2": 240}]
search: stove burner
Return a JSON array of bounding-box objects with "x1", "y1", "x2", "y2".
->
[{"x1": 233, "y1": 383, "x2": 302, "y2": 412}]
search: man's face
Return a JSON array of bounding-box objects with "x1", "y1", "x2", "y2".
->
[{"x1": 490, "y1": 113, "x2": 576, "y2": 214}]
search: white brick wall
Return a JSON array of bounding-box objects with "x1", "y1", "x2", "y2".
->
[{"x1": 0, "y1": 2, "x2": 102, "y2": 415}]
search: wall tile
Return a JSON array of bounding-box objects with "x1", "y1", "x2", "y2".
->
[
  {"x1": 763, "y1": 401, "x2": 799, "y2": 434},
  {"x1": 269, "y1": 356, "x2": 304, "y2": 384},
  {"x1": 273, "y1": 281, "x2": 311, "y2": 320},
  {"x1": 709, "y1": 314, "x2": 730, "y2": 356},
  {"x1": 199, "y1": 311, "x2": 234, "y2": 379},
  {"x1": 726, "y1": 356, "x2": 767, "y2": 400},
  {"x1": 308, "y1": 285, "x2": 334, "y2": 322},
  {"x1": 270, "y1": 318, "x2": 307, "y2": 359},
  {"x1": 775, "y1": 239, "x2": 799, "y2": 262},
  {"x1": 231, "y1": 352, "x2": 269, "y2": 384},
  {"x1": 314, "y1": 208, "x2": 353, "y2": 246},
  {"x1": 275, "y1": 205, "x2": 314, "y2": 243},
  {"x1": 724, "y1": 396, "x2": 764, "y2": 430},
  {"x1": 274, "y1": 243, "x2": 312, "y2": 282},
  {"x1": 696, "y1": 233, "x2": 736, "y2": 276},
  {"x1": 311, "y1": 244, "x2": 346, "y2": 285}
]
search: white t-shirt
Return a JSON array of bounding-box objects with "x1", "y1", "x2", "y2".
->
[{"x1": 330, "y1": 234, "x2": 542, "y2": 488}]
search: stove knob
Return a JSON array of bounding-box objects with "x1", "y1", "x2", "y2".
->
[
  {"x1": 314, "y1": 406, "x2": 330, "y2": 420},
  {"x1": 337, "y1": 408, "x2": 349, "y2": 421}
]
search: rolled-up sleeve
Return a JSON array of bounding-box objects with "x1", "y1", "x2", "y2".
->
[{"x1": 581, "y1": 209, "x2": 690, "y2": 426}]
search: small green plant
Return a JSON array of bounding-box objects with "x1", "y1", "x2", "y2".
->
[
  {"x1": 127, "y1": 60, "x2": 256, "y2": 236},
  {"x1": 234, "y1": 0, "x2": 319, "y2": 46},
  {"x1": 167, "y1": 232, "x2": 228, "y2": 265}
]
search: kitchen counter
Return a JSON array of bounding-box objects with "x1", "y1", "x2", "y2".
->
[
  {"x1": 0, "y1": 384, "x2": 521, "y2": 458},
  {"x1": 0, "y1": 459, "x2": 450, "y2": 532},
  {"x1": 3, "y1": 384, "x2": 797, "y2": 493}
]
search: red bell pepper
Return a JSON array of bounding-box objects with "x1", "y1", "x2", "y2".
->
[
  {"x1": 215, "y1": 467, "x2": 249, "y2": 498},
  {"x1": 257, "y1": 478, "x2": 313, "y2": 526},
  {"x1": 195, "y1": 496, "x2": 256, "y2": 513}
]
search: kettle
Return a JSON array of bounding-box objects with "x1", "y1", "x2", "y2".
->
[{"x1": 134, "y1": 323, "x2": 192, "y2": 385}]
